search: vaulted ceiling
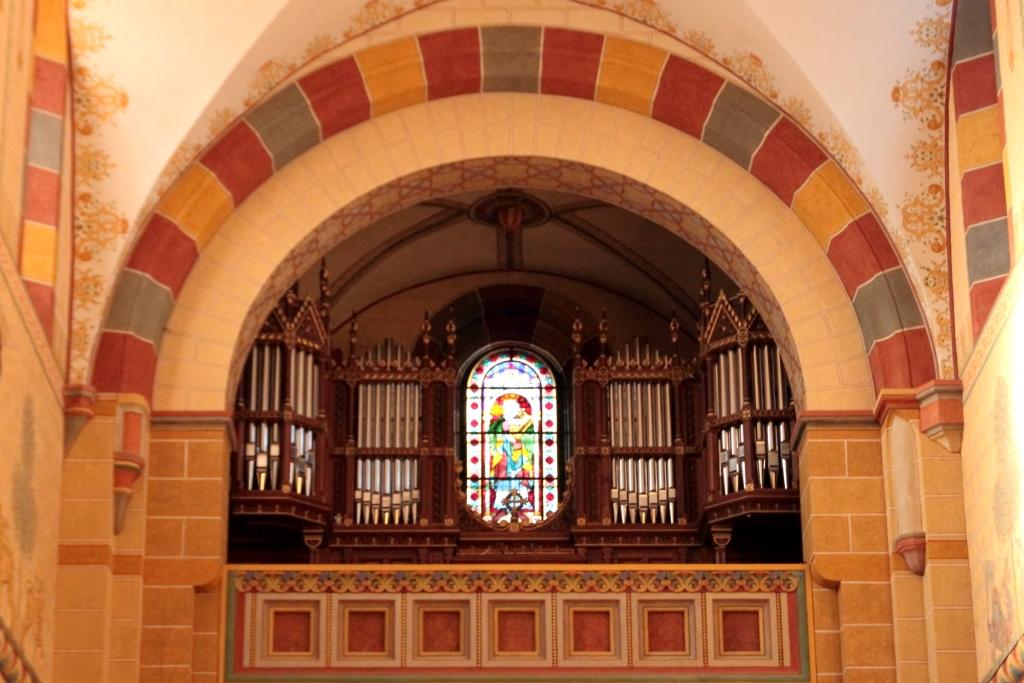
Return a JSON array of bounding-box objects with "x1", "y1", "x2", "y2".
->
[{"x1": 300, "y1": 188, "x2": 741, "y2": 363}]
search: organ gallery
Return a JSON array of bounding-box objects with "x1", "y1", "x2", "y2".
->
[{"x1": 227, "y1": 190, "x2": 801, "y2": 566}]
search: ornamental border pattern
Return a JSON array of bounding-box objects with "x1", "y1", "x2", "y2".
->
[{"x1": 230, "y1": 569, "x2": 804, "y2": 595}]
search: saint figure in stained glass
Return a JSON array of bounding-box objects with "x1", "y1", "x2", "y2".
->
[
  {"x1": 487, "y1": 393, "x2": 536, "y2": 518},
  {"x1": 464, "y1": 349, "x2": 559, "y2": 524}
]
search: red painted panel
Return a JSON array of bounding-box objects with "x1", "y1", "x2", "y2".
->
[
  {"x1": 30, "y1": 57, "x2": 67, "y2": 115},
  {"x1": 961, "y1": 162, "x2": 1007, "y2": 228},
  {"x1": 572, "y1": 610, "x2": 611, "y2": 653},
  {"x1": 298, "y1": 57, "x2": 372, "y2": 138},
  {"x1": 867, "y1": 327, "x2": 935, "y2": 391},
  {"x1": 952, "y1": 53, "x2": 998, "y2": 119},
  {"x1": 651, "y1": 55, "x2": 723, "y2": 138},
  {"x1": 420, "y1": 28, "x2": 482, "y2": 99},
  {"x1": 23, "y1": 280, "x2": 54, "y2": 338},
  {"x1": 497, "y1": 611, "x2": 536, "y2": 653},
  {"x1": 720, "y1": 610, "x2": 761, "y2": 653},
  {"x1": 646, "y1": 610, "x2": 686, "y2": 653},
  {"x1": 827, "y1": 214, "x2": 901, "y2": 298},
  {"x1": 421, "y1": 610, "x2": 462, "y2": 653},
  {"x1": 272, "y1": 611, "x2": 312, "y2": 653},
  {"x1": 200, "y1": 122, "x2": 273, "y2": 206},
  {"x1": 970, "y1": 274, "x2": 1007, "y2": 338},
  {"x1": 126, "y1": 214, "x2": 199, "y2": 298},
  {"x1": 22, "y1": 165, "x2": 60, "y2": 225},
  {"x1": 346, "y1": 611, "x2": 387, "y2": 653},
  {"x1": 92, "y1": 332, "x2": 158, "y2": 401},
  {"x1": 540, "y1": 28, "x2": 603, "y2": 99},
  {"x1": 749, "y1": 118, "x2": 827, "y2": 206}
]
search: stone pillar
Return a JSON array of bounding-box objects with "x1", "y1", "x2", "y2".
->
[
  {"x1": 796, "y1": 415, "x2": 896, "y2": 683},
  {"x1": 140, "y1": 415, "x2": 230, "y2": 683},
  {"x1": 54, "y1": 399, "x2": 113, "y2": 682},
  {"x1": 810, "y1": 581, "x2": 842, "y2": 682},
  {"x1": 54, "y1": 394, "x2": 148, "y2": 682},
  {"x1": 878, "y1": 385, "x2": 976, "y2": 683}
]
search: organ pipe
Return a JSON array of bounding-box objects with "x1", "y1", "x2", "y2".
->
[
  {"x1": 353, "y1": 456, "x2": 421, "y2": 525},
  {"x1": 698, "y1": 284, "x2": 796, "y2": 500},
  {"x1": 355, "y1": 376, "x2": 422, "y2": 449},
  {"x1": 775, "y1": 346, "x2": 784, "y2": 408},
  {"x1": 661, "y1": 383, "x2": 672, "y2": 446},
  {"x1": 645, "y1": 382, "x2": 655, "y2": 447},
  {"x1": 752, "y1": 347, "x2": 761, "y2": 410},
  {"x1": 608, "y1": 455, "x2": 677, "y2": 524},
  {"x1": 236, "y1": 271, "x2": 330, "y2": 500},
  {"x1": 598, "y1": 335, "x2": 686, "y2": 526}
]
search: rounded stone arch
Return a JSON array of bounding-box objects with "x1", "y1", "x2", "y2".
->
[
  {"x1": 91, "y1": 26, "x2": 936, "y2": 409},
  {"x1": 198, "y1": 153, "x2": 818, "y2": 410},
  {"x1": 147, "y1": 97, "x2": 860, "y2": 414}
]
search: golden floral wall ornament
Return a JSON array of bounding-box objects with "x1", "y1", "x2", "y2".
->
[
  {"x1": 69, "y1": 25, "x2": 127, "y2": 136},
  {"x1": 817, "y1": 127, "x2": 868, "y2": 186},
  {"x1": 913, "y1": 14, "x2": 954, "y2": 54},
  {"x1": 865, "y1": 187, "x2": 891, "y2": 223},
  {"x1": 923, "y1": 260, "x2": 950, "y2": 301},
  {"x1": 68, "y1": 7, "x2": 131, "y2": 382},
  {"x1": 73, "y1": 192, "x2": 129, "y2": 265},
  {"x1": 682, "y1": 28, "x2": 715, "y2": 55},
  {"x1": 206, "y1": 106, "x2": 237, "y2": 136},
  {"x1": 244, "y1": 59, "x2": 296, "y2": 107},
  {"x1": 906, "y1": 135, "x2": 945, "y2": 177},
  {"x1": 74, "y1": 143, "x2": 113, "y2": 185},
  {"x1": 891, "y1": 60, "x2": 946, "y2": 132},
  {"x1": 781, "y1": 95, "x2": 814, "y2": 129},
  {"x1": 900, "y1": 183, "x2": 947, "y2": 253},
  {"x1": 722, "y1": 51, "x2": 779, "y2": 99},
  {"x1": 934, "y1": 310, "x2": 952, "y2": 356},
  {"x1": 891, "y1": 9, "x2": 953, "y2": 377},
  {"x1": 576, "y1": 0, "x2": 677, "y2": 35},
  {"x1": 66, "y1": 17, "x2": 108, "y2": 57},
  {"x1": 343, "y1": 0, "x2": 409, "y2": 39}
]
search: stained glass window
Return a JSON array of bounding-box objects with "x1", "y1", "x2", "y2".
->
[{"x1": 464, "y1": 349, "x2": 559, "y2": 524}]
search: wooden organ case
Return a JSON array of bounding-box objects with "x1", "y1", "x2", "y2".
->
[
  {"x1": 229, "y1": 269, "x2": 800, "y2": 565},
  {"x1": 231, "y1": 274, "x2": 332, "y2": 557}
]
